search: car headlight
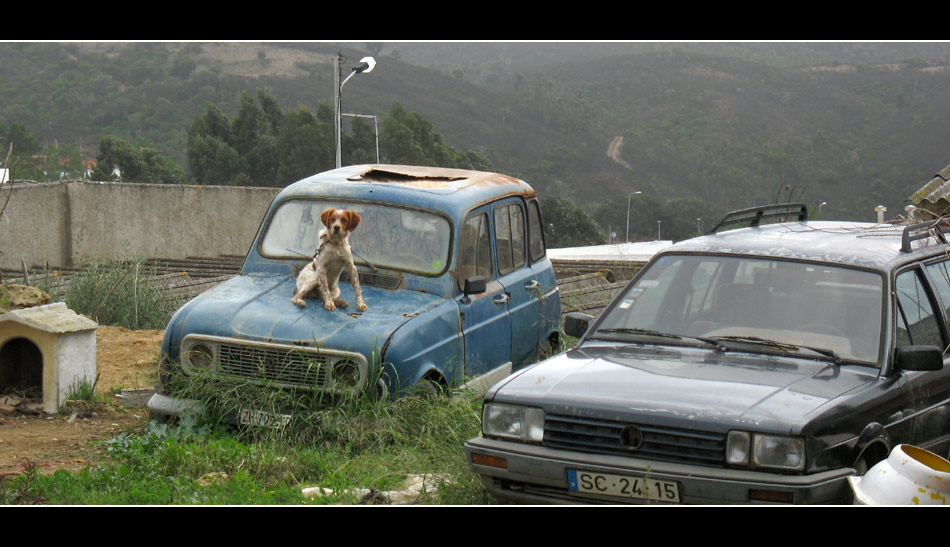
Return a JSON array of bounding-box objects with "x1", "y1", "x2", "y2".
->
[
  {"x1": 753, "y1": 434, "x2": 805, "y2": 471},
  {"x1": 185, "y1": 342, "x2": 216, "y2": 370},
  {"x1": 482, "y1": 403, "x2": 545, "y2": 443},
  {"x1": 727, "y1": 431, "x2": 804, "y2": 471}
]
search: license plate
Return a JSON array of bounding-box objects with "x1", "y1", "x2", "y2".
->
[
  {"x1": 568, "y1": 469, "x2": 680, "y2": 503},
  {"x1": 238, "y1": 408, "x2": 292, "y2": 429}
]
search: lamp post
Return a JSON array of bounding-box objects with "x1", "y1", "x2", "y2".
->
[
  {"x1": 334, "y1": 54, "x2": 376, "y2": 169},
  {"x1": 657, "y1": 220, "x2": 662, "y2": 241},
  {"x1": 625, "y1": 191, "x2": 642, "y2": 243}
]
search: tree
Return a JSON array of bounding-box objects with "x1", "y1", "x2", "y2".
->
[
  {"x1": 275, "y1": 104, "x2": 334, "y2": 186},
  {"x1": 1, "y1": 122, "x2": 42, "y2": 161},
  {"x1": 90, "y1": 136, "x2": 187, "y2": 184},
  {"x1": 188, "y1": 103, "x2": 246, "y2": 186},
  {"x1": 540, "y1": 195, "x2": 606, "y2": 248},
  {"x1": 381, "y1": 102, "x2": 491, "y2": 170}
]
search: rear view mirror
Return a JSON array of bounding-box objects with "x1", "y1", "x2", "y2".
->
[
  {"x1": 564, "y1": 312, "x2": 594, "y2": 338},
  {"x1": 461, "y1": 276, "x2": 487, "y2": 304},
  {"x1": 895, "y1": 345, "x2": 943, "y2": 371}
]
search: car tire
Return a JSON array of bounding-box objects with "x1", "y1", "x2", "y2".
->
[
  {"x1": 535, "y1": 335, "x2": 559, "y2": 363},
  {"x1": 411, "y1": 376, "x2": 444, "y2": 397}
]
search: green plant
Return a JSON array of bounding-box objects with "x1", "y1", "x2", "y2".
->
[
  {"x1": 64, "y1": 256, "x2": 175, "y2": 330},
  {"x1": 65, "y1": 375, "x2": 99, "y2": 403}
]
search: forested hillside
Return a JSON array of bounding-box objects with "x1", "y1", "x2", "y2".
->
[{"x1": 3, "y1": 41, "x2": 950, "y2": 242}]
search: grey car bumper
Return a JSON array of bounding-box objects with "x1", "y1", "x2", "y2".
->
[
  {"x1": 146, "y1": 392, "x2": 204, "y2": 418},
  {"x1": 464, "y1": 435, "x2": 856, "y2": 505}
]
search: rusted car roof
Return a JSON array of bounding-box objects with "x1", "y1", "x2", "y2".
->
[{"x1": 281, "y1": 164, "x2": 536, "y2": 215}]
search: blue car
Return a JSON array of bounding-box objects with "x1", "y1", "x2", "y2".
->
[{"x1": 147, "y1": 164, "x2": 561, "y2": 423}]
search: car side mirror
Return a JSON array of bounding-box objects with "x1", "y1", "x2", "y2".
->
[
  {"x1": 564, "y1": 312, "x2": 594, "y2": 338},
  {"x1": 894, "y1": 345, "x2": 944, "y2": 371},
  {"x1": 461, "y1": 275, "x2": 487, "y2": 304}
]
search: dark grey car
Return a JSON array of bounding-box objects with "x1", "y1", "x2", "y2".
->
[{"x1": 464, "y1": 204, "x2": 950, "y2": 504}]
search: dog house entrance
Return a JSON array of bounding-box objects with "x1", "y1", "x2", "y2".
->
[{"x1": 0, "y1": 337, "x2": 44, "y2": 399}]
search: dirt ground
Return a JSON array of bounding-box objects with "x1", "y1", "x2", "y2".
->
[{"x1": 0, "y1": 326, "x2": 164, "y2": 476}]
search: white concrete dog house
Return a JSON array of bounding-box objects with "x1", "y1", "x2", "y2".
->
[{"x1": 0, "y1": 302, "x2": 97, "y2": 413}]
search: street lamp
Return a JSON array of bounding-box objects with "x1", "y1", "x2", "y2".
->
[
  {"x1": 625, "y1": 191, "x2": 642, "y2": 243},
  {"x1": 334, "y1": 54, "x2": 377, "y2": 169}
]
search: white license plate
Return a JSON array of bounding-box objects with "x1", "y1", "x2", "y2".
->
[
  {"x1": 568, "y1": 469, "x2": 680, "y2": 502},
  {"x1": 238, "y1": 408, "x2": 291, "y2": 429}
]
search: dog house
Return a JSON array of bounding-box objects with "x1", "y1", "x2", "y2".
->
[{"x1": 0, "y1": 302, "x2": 97, "y2": 413}]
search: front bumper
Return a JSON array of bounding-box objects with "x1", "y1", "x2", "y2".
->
[
  {"x1": 146, "y1": 392, "x2": 204, "y2": 418},
  {"x1": 464, "y1": 436, "x2": 855, "y2": 505}
]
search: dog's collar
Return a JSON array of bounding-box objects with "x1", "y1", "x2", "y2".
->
[{"x1": 312, "y1": 239, "x2": 327, "y2": 259}]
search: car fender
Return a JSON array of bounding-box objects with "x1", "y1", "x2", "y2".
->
[
  {"x1": 379, "y1": 300, "x2": 464, "y2": 394},
  {"x1": 854, "y1": 422, "x2": 891, "y2": 467}
]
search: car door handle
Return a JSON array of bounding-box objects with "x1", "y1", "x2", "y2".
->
[
  {"x1": 494, "y1": 293, "x2": 510, "y2": 304},
  {"x1": 524, "y1": 280, "x2": 541, "y2": 291}
]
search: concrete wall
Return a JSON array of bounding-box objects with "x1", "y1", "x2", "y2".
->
[{"x1": 0, "y1": 181, "x2": 280, "y2": 270}]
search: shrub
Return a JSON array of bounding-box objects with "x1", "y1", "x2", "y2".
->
[{"x1": 64, "y1": 257, "x2": 175, "y2": 330}]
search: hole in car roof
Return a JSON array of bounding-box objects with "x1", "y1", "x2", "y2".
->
[{"x1": 347, "y1": 167, "x2": 470, "y2": 184}]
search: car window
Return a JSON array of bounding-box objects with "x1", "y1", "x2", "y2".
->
[
  {"x1": 596, "y1": 254, "x2": 885, "y2": 364},
  {"x1": 458, "y1": 212, "x2": 493, "y2": 291},
  {"x1": 258, "y1": 199, "x2": 451, "y2": 275},
  {"x1": 925, "y1": 260, "x2": 950, "y2": 328},
  {"x1": 527, "y1": 199, "x2": 546, "y2": 263},
  {"x1": 895, "y1": 269, "x2": 943, "y2": 348},
  {"x1": 494, "y1": 202, "x2": 526, "y2": 275}
]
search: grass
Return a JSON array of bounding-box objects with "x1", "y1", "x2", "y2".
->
[
  {"x1": 60, "y1": 256, "x2": 176, "y2": 330},
  {"x1": 1, "y1": 374, "x2": 496, "y2": 505}
]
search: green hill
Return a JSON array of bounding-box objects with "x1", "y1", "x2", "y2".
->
[{"x1": 4, "y1": 41, "x2": 950, "y2": 238}]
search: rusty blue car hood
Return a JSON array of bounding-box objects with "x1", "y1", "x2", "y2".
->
[
  {"x1": 490, "y1": 342, "x2": 879, "y2": 435},
  {"x1": 165, "y1": 273, "x2": 447, "y2": 357}
]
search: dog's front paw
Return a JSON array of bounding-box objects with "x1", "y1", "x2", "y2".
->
[
  {"x1": 356, "y1": 299, "x2": 368, "y2": 311},
  {"x1": 324, "y1": 300, "x2": 337, "y2": 311}
]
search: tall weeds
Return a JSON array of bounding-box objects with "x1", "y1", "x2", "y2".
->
[{"x1": 64, "y1": 257, "x2": 174, "y2": 330}]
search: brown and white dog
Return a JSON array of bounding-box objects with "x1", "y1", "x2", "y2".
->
[{"x1": 292, "y1": 208, "x2": 368, "y2": 311}]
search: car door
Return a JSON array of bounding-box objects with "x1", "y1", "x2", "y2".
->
[
  {"x1": 457, "y1": 208, "x2": 512, "y2": 378},
  {"x1": 493, "y1": 198, "x2": 543, "y2": 369},
  {"x1": 894, "y1": 265, "x2": 950, "y2": 454}
]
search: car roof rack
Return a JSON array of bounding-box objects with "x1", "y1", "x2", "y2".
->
[
  {"x1": 901, "y1": 219, "x2": 950, "y2": 253},
  {"x1": 709, "y1": 203, "x2": 808, "y2": 234}
]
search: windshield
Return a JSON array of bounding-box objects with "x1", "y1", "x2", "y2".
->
[
  {"x1": 259, "y1": 199, "x2": 452, "y2": 275},
  {"x1": 595, "y1": 254, "x2": 885, "y2": 364}
]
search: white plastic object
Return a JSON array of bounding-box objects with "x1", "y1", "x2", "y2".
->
[{"x1": 848, "y1": 444, "x2": 950, "y2": 505}]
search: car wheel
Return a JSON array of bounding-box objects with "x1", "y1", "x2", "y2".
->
[
  {"x1": 411, "y1": 376, "x2": 444, "y2": 397},
  {"x1": 854, "y1": 456, "x2": 869, "y2": 475},
  {"x1": 535, "y1": 336, "x2": 558, "y2": 363}
]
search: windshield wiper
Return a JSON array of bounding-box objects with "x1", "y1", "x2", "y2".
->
[
  {"x1": 711, "y1": 335, "x2": 843, "y2": 364},
  {"x1": 593, "y1": 328, "x2": 723, "y2": 349}
]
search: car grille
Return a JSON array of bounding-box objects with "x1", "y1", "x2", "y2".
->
[
  {"x1": 216, "y1": 343, "x2": 330, "y2": 388},
  {"x1": 544, "y1": 414, "x2": 727, "y2": 467},
  {"x1": 181, "y1": 335, "x2": 368, "y2": 390}
]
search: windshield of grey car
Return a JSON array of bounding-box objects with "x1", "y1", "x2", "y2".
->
[
  {"x1": 595, "y1": 254, "x2": 885, "y2": 364},
  {"x1": 259, "y1": 200, "x2": 452, "y2": 275}
]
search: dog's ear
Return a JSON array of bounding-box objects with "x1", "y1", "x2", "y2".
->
[
  {"x1": 344, "y1": 210, "x2": 361, "y2": 231},
  {"x1": 320, "y1": 208, "x2": 335, "y2": 228}
]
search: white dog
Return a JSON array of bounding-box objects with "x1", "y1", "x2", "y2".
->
[{"x1": 292, "y1": 208, "x2": 368, "y2": 311}]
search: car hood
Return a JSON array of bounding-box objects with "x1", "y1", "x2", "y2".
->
[
  {"x1": 490, "y1": 342, "x2": 879, "y2": 434},
  {"x1": 167, "y1": 273, "x2": 447, "y2": 356}
]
